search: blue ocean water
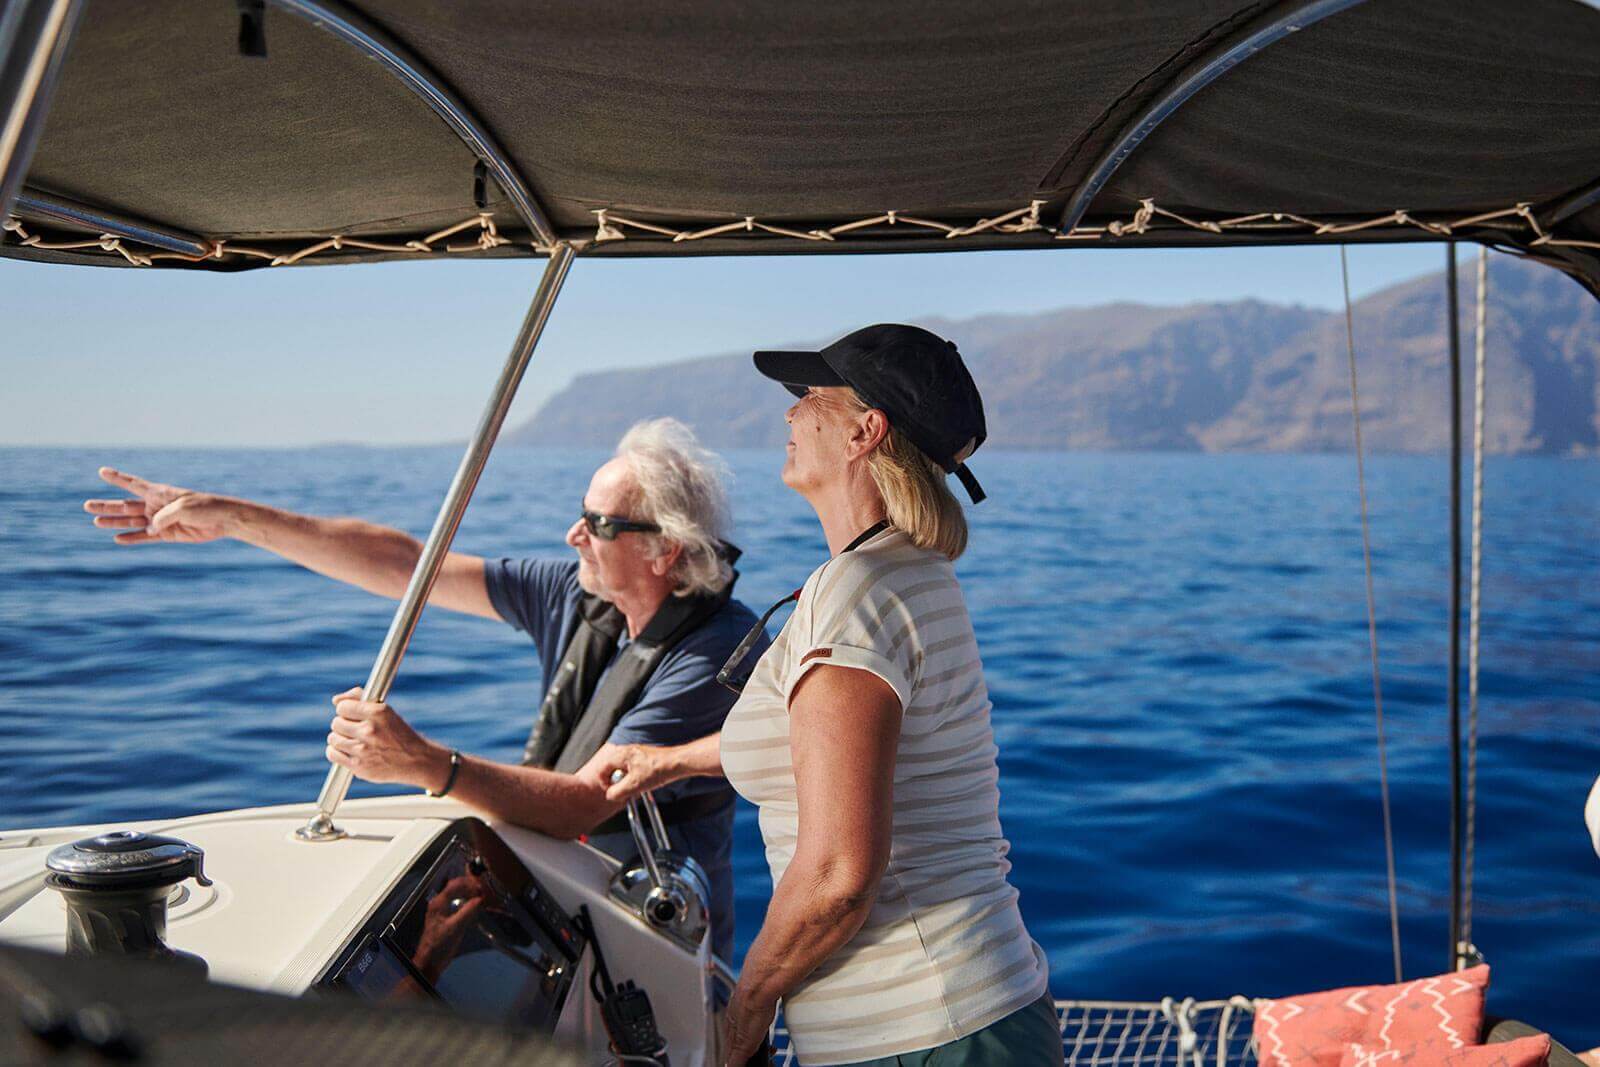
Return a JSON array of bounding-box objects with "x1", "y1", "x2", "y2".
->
[{"x1": 1, "y1": 447, "x2": 1596, "y2": 1044}]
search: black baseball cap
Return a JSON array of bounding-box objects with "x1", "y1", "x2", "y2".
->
[{"x1": 754, "y1": 323, "x2": 987, "y2": 503}]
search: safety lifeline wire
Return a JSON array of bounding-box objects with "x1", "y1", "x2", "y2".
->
[
  {"x1": 1341, "y1": 245, "x2": 1404, "y2": 982},
  {"x1": 1447, "y1": 246, "x2": 1464, "y2": 972},
  {"x1": 1461, "y1": 248, "x2": 1489, "y2": 964}
]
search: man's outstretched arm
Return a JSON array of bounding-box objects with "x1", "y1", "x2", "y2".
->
[{"x1": 84, "y1": 467, "x2": 497, "y2": 619}]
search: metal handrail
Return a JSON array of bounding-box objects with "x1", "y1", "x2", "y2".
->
[{"x1": 296, "y1": 242, "x2": 575, "y2": 841}]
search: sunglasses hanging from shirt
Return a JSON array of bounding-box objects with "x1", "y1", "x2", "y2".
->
[{"x1": 716, "y1": 520, "x2": 890, "y2": 694}]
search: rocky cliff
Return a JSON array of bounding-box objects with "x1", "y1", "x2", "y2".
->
[{"x1": 508, "y1": 257, "x2": 1599, "y2": 454}]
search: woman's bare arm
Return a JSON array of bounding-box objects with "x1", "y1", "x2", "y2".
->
[{"x1": 720, "y1": 663, "x2": 901, "y2": 1064}]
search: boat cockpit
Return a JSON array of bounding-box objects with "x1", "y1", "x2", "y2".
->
[{"x1": 1, "y1": 795, "x2": 720, "y2": 1062}]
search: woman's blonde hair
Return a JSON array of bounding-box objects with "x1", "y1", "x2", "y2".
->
[{"x1": 842, "y1": 391, "x2": 968, "y2": 560}]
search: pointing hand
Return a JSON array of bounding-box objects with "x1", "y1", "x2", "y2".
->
[{"x1": 83, "y1": 467, "x2": 233, "y2": 545}]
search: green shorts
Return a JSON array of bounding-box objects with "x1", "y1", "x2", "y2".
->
[{"x1": 836, "y1": 992, "x2": 1063, "y2": 1067}]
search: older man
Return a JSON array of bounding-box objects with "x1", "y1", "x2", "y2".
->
[{"x1": 83, "y1": 418, "x2": 761, "y2": 960}]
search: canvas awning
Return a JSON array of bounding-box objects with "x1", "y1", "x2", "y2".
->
[{"x1": 4, "y1": 0, "x2": 1599, "y2": 297}]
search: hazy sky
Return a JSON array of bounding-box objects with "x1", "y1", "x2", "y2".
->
[{"x1": 2, "y1": 242, "x2": 1457, "y2": 447}]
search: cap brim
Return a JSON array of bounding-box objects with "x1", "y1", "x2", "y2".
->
[{"x1": 753, "y1": 350, "x2": 846, "y2": 398}]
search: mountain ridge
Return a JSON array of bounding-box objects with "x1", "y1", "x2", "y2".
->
[{"x1": 508, "y1": 258, "x2": 1600, "y2": 455}]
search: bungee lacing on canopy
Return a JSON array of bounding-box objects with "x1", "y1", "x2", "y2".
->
[
  {"x1": 5, "y1": 197, "x2": 1599, "y2": 270},
  {"x1": 0, "y1": 211, "x2": 511, "y2": 266},
  {"x1": 594, "y1": 199, "x2": 1600, "y2": 251}
]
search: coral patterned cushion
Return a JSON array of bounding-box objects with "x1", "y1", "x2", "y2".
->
[
  {"x1": 1339, "y1": 1033, "x2": 1550, "y2": 1067},
  {"x1": 1255, "y1": 966, "x2": 1490, "y2": 1067}
]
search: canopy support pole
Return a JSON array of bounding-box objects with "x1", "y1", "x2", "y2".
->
[
  {"x1": 269, "y1": 0, "x2": 557, "y2": 247},
  {"x1": 1446, "y1": 245, "x2": 1465, "y2": 971},
  {"x1": 296, "y1": 242, "x2": 576, "y2": 842},
  {"x1": 0, "y1": 0, "x2": 81, "y2": 220},
  {"x1": 1053, "y1": 0, "x2": 1367, "y2": 234}
]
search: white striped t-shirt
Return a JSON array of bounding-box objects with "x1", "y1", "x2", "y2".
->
[{"x1": 721, "y1": 527, "x2": 1049, "y2": 1065}]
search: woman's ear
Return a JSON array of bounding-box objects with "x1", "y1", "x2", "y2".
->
[{"x1": 850, "y1": 408, "x2": 890, "y2": 458}]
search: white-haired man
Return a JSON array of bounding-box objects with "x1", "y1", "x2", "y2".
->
[{"x1": 83, "y1": 418, "x2": 762, "y2": 960}]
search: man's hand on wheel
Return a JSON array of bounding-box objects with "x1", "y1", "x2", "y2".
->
[
  {"x1": 586, "y1": 741, "x2": 681, "y2": 803},
  {"x1": 83, "y1": 467, "x2": 233, "y2": 545}
]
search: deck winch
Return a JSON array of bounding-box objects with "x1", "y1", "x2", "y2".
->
[{"x1": 44, "y1": 830, "x2": 211, "y2": 973}]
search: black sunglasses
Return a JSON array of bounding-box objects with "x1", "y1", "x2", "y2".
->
[
  {"x1": 579, "y1": 505, "x2": 661, "y2": 541},
  {"x1": 716, "y1": 589, "x2": 799, "y2": 694}
]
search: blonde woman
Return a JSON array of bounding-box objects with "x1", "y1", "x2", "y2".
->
[{"x1": 597, "y1": 325, "x2": 1058, "y2": 1067}]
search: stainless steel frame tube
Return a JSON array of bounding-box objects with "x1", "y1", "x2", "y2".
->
[
  {"x1": 626, "y1": 798, "x2": 667, "y2": 892},
  {"x1": 1056, "y1": 0, "x2": 1366, "y2": 234},
  {"x1": 297, "y1": 242, "x2": 576, "y2": 841},
  {"x1": 269, "y1": 0, "x2": 557, "y2": 247},
  {"x1": 14, "y1": 188, "x2": 211, "y2": 256},
  {"x1": 0, "y1": 0, "x2": 82, "y2": 219}
]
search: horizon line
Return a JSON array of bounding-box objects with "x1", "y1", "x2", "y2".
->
[{"x1": 5, "y1": 442, "x2": 1594, "y2": 459}]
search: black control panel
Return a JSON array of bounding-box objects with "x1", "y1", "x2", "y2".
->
[{"x1": 315, "y1": 819, "x2": 586, "y2": 1032}]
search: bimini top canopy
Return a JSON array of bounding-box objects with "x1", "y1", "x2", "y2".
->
[{"x1": 4, "y1": 0, "x2": 1600, "y2": 297}]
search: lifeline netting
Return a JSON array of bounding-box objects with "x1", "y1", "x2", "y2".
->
[
  {"x1": 5, "y1": 197, "x2": 1598, "y2": 269},
  {"x1": 767, "y1": 997, "x2": 1262, "y2": 1067}
]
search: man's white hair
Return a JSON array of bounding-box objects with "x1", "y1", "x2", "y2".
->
[{"x1": 616, "y1": 418, "x2": 733, "y2": 597}]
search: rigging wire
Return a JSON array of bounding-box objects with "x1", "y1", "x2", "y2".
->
[
  {"x1": 1447, "y1": 247, "x2": 1465, "y2": 973},
  {"x1": 1462, "y1": 247, "x2": 1489, "y2": 963},
  {"x1": 1341, "y1": 245, "x2": 1404, "y2": 982}
]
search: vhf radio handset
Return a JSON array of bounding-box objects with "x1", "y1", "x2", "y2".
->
[{"x1": 575, "y1": 906, "x2": 669, "y2": 1066}]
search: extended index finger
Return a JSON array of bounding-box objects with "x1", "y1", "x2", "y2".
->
[{"x1": 98, "y1": 467, "x2": 152, "y2": 495}]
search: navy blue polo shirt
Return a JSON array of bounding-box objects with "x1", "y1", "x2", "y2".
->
[{"x1": 483, "y1": 557, "x2": 764, "y2": 961}]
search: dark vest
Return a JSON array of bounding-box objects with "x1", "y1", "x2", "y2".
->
[{"x1": 521, "y1": 576, "x2": 738, "y2": 831}]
